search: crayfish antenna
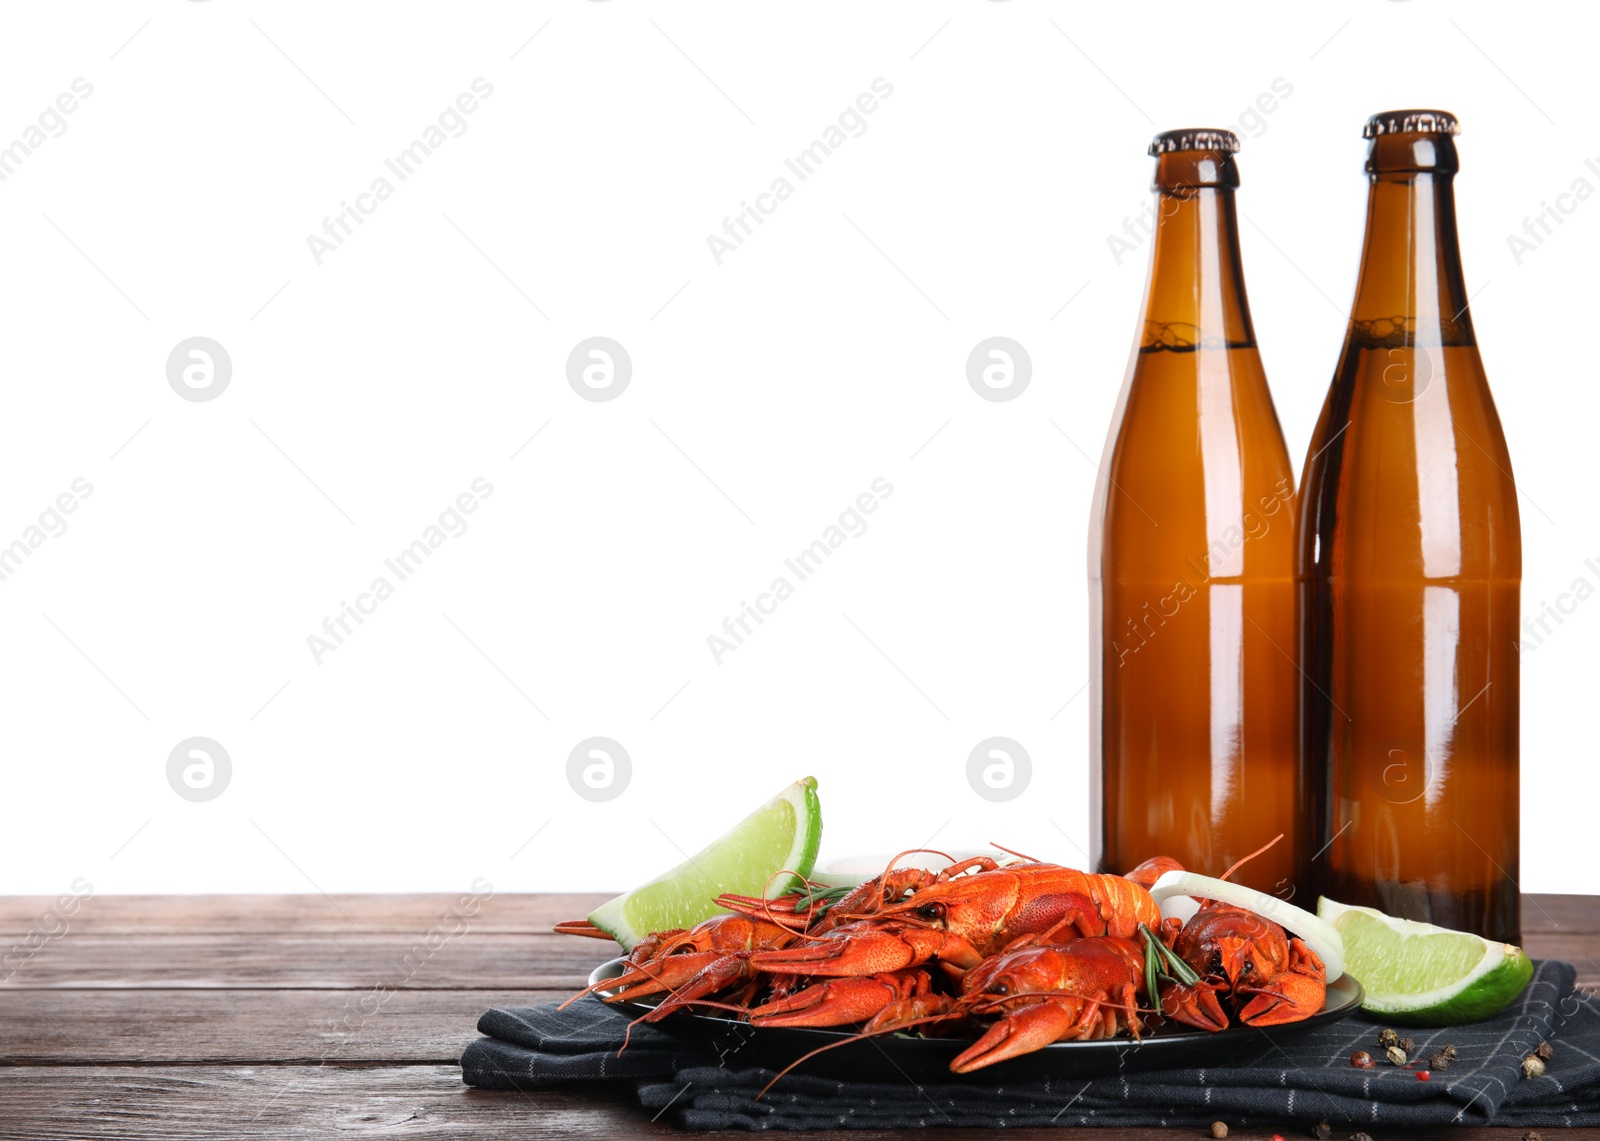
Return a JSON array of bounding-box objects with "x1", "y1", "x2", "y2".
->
[
  {"x1": 988, "y1": 842, "x2": 1043, "y2": 864},
  {"x1": 558, "y1": 980, "x2": 610, "y2": 1012},
  {"x1": 755, "y1": 1006, "x2": 971, "y2": 1100},
  {"x1": 559, "y1": 959, "x2": 673, "y2": 1011},
  {"x1": 1218, "y1": 834, "x2": 1284, "y2": 883},
  {"x1": 879, "y1": 848, "x2": 956, "y2": 881},
  {"x1": 756, "y1": 870, "x2": 804, "y2": 934},
  {"x1": 618, "y1": 995, "x2": 761, "y2": 1058},
  {"x1": 758, "y1": 867, "x2": 813, "y2": 903}
]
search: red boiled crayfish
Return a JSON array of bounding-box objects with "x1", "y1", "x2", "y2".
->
[
  {"x1": 554, "y1": 852, "x2": 971, "y2": 1022},
  {"x1": 753, "y1": 935, "x2": 1151, "y2": 1086},
  {"x1": 1125, "y1": 854, "x2": 1326, "y2": 1031},
  {"x1": 555, "y1": 849, "x2": 1327, "y2": 1081},
  {"x1": 726, "y1": 861, "x2": 1161, "y2": 1002},
  {"x1": 1156, "y1": 899, "x2": 1326, "y2": 1030},
  {"x1": 559, "y1": 912, "x2": 797, "y2": 1019},
  {"x1": 944, "y1": 936, "x2": 1148, "y2": 1071}
]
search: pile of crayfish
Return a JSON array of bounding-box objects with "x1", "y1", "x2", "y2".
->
[{"x1": 555, "y1": 851, "x2": 1325, "y2": 1075}]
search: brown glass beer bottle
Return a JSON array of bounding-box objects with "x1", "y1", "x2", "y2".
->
[
  {"x1": 1300, "y1": 111, "x2": 1521, "y2": 942},
  {"x1": 1090, "y1": 129, "x2": 1305, "y2": 897}
]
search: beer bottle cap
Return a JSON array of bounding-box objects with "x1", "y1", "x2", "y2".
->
[
  {"x1": 1363, "y1": 109, "x2": 1460, "y2": 138},
  {"x1": 1147, "y1": 128, "x2": 1240, "y2": 156}
]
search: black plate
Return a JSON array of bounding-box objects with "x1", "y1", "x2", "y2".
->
[{"x1": 588, "y1": 958, "x2": 1364, "y2": 1084}]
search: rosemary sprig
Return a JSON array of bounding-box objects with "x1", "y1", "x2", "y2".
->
[
  {"x1": 780, "y1": 883, "x2": 855, "y2": 923},
  {"x1": 1155, "y1": 935, "x2": 1202, "y2": 986},
  {"x1": 1141, "y1": 925, "x2": 1162, "y2": 1007},
  {"x1": 1138, "y1": 921, "x2": 1202, "y2": 993}
]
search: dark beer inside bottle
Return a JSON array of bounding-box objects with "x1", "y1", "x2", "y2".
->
[
  {"x1": 1301, "y1": 111, "x2": 1521, "y2": 942},
  {"x1": 1092, "y1": 129, "x2": 1304, "y2": 898}
]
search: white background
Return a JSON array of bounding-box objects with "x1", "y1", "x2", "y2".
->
[{"x1": 0, "y1": 1, "x2": 1592, "y2": 898}]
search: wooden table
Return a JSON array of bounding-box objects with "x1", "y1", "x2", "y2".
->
[{"x1": 0, "y1": 892, "x2": 1593, "y2": 1138}]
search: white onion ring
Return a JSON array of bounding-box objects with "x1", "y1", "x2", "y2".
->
[
  {"x1": 1157, "y1": 892, "x2": 1200, "y2": 926},
  {"x1": 1149, "y1": 870, "x2": 1345, "y2": 983}
]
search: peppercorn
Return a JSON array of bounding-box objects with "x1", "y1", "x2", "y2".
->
[
  {"x1": 1350, "y1": 1050, "x2": 1375, "y2": 1069},
  {"x1": 1210, "y1": 1123, "x2": 1228, "y2": 1139},
  {"x1": 1429, "y1": 1053, "x2": 1450, "y2": 1071},
  {"x1": 1377, "y1": 1028, "x2": 1398, "y2": 1048},
  {"x1": 1535, "y1": 1041, "x2": 1554, "y2": 1061},
  {"x1": 1397, "y1": 1036, "x2": 1416, "y2": 1056},
  {"x1": 1416, "y1": 1069, "x2": 1431, "y2": 1081},
  {"x1": 1351, "y1": 1133, "x2": 1373, "y2": 1141},
  {"x1": 1524, "y1": 1131, "x2": 1543, "y2": 1141},
  {"x1": 1522, "y1": 1055, "x2": 1547, "y2": 1079},
  {"x1": 1312, "y1": 1122, "x2": 1333, "y2": 1139},
  {"x1": 1441, "y1": 1044, "x2": 1458, "y2": 1060},
  {"x1": 1385, "y1": 1045, "x2": 1408, "y2": 1066}
]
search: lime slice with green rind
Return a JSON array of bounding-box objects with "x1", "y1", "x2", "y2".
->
[
  {"x1": 587, "y1": 777, "x2": 822, "y2": 951},
  {"x1": 1318, "y1": 896, "x2": 1534, "y2": 1025}
]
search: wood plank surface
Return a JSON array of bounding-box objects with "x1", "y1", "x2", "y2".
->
[
  {"x1": 0, "y1": 989, "x2": 565, "y2": 1064},
  {"x1": 1523, "y1": 894, "x2": 1600, "y2": 933},
  {"x1": 0, "y1": 1065, "x2": 1551, "y2": 1141},
  {"x1": 7, "y1": 891, "x2": 1589, "y2": 935},
  {"x1": 1, "y1": 893, "x2": 1595, "y2": 1139},
  {"x1": 0, "y1": 893, "x2": 613, "y2": 936},
  {"x1": 0, "y1": 933, "x2": 600, "y2": 990},
  {"x1": 4, "y1": 929, "x2": 1594, "y2": 990}
]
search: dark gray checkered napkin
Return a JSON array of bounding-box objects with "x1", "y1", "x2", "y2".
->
[{"x1": 462, "y1": 960, "x2": 1600, "y2": 1130}]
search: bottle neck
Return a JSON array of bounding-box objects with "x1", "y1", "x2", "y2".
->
[
  {"x1": 1348, "y1": 138, "x2": 1474, "y2": 347},
  {"x1": 1140, "y1": 159, "x2": 1255, "y2": 352}
]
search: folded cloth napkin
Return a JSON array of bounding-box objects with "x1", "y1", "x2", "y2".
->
[{"x1": 462, "y1": 960, "x2": 1600, "y2": 1130}]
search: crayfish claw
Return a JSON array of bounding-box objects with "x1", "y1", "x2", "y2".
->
[
  {"x1": 949, "y1": 1000, "x2": 1103, "y2": 1073},
  {"x1": 1157, "y1": 978, "x2": 1231, "y2": 1032},
  {"x1": 749, "y1": 975, "x2": 917, "y2": 1028}
]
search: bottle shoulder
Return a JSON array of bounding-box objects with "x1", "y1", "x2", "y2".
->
[{"x1": 1298, "y1": 347, "x2": 1521, "y2": 578}]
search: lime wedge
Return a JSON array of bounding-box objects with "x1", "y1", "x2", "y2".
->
[
  {"x1": 1318, "y1": 896, "x2": 1534, "y2": 1025},
  {"x1": 587, "y1": 777, "x2": 822, "y2": 950}
]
